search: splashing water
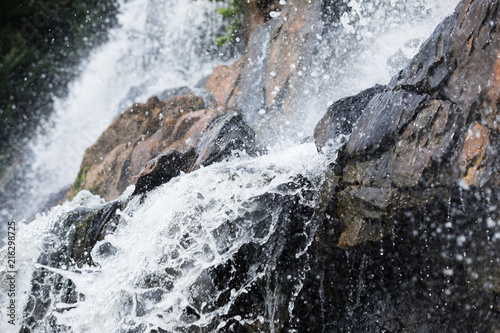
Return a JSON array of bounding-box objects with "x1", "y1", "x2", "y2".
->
[
  {"x1": 283, "y1": 0, "x2": 460, "y2": 142},
  {"x1": 0, "y1": 0, "x2": 461, "y2": 331},
  {"x1": 0, "y1": 0, "x2": 230, "y2": 243},
  {"x1": 15, "y1": 143, "x2": 331, "y2": 332}
]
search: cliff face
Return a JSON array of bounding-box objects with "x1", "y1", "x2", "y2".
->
[
  {"x1": 314, "y1": 0, "x2": 500, "y2": 330},
  {"x1": 29, "y1": 0, "x2": 500, "y2": 331}
]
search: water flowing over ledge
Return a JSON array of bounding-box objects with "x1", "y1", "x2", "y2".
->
[{"x1": 7, "y1": 0, "x2": 500, "y2": 332}]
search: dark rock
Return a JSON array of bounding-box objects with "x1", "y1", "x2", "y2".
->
[
  {"x1": 191, "y1": 112, "x2": 259, "y2": 170},
  {"x1": 345, "y1": 90, "x2": 429, "y2": 157},
  {"x1": 20, "y1": 198, "x2": 127, "y2": 332},
  {"x1": 133, "y1": 149, "x2": 196, "y2": 196},
  {"x1": 315, "y1": 0, "x2": 500, "y2": 248},
  {"x1": 314, "y1": 85, "x2": 386, "y2": 152},
  {"x1": 133, "y1": 111, "x2": 260, "y2": 196}
]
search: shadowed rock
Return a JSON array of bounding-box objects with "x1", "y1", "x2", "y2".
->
[
  {"x1": 314, "y1": 85, "x2": 386, "y2": 152},
  {"x1": 313, "y1": 0, "x2": 500, "y2": 330},
  {"x1": 133, "y1": 111, "x2": 259, "y2": 196}
]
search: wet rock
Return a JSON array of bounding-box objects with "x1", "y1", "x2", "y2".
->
[
  {"x1": 20, "y1": 196, "x2": 128, "y2": 332},
  {"x1": 314, "y1": 85, "x2": 386, "y2": 152},
  {"x1": 68, "y1": 93, "x2": 208, "y2": 201},
  {"x1": 191, "y1": 112, "x2": 259, "y2": 170},
  {"x1": 206, "y1": 57, "x2": 246, "y2": 107},
  {"x1": 312, "y1": 0, "x2": 500, "y2": 330},
  {"x1": 316, "y1": 0, "x2": 500, "y2": 249},
  {"x1": 133, "y1": 111, "x2": 259, "y2": 196},
  {"x1": 205, "y1": 0, "x2": 325, "y2": 139},
  {"x1": 133, "y1": 149, "x2": 196, "y2": 195}
]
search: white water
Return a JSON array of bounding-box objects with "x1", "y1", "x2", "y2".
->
[
  {"x1": 42, "y1": 143, "x2": 328, "y2": 332},
  {"x1": 0, "y1": 0, "x2": 227, "y2": 234},
  {"x1": 291, "y1": 0, "x2": 460, "y2": 139},
  {"x1": 0, "y1": 0, "x2": 460, "y2": 331}
]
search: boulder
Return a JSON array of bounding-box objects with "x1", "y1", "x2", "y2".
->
[
  {"x1": 67, "y1": 93, "x2": 207, "y2": 201},
  {"x1": 133, "y1": 111, "x2": 259, "y2": 195},
  {"x1": 314, "y1": 0, "x2": 500, "y2": 329},
  {"x1": 69, "y1": 93, "x2": 255, "y2": 201},
  {"x1": 315, "y1": 0, "x2": 500, "y2": 248}
]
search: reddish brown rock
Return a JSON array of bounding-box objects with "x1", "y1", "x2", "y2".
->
[
  {"x1": 68, "y1": 93, "x2": 212, "y2": 201},
  {"x1": 69, "y1": 92, "x2": 259, "y2": 201},
  {"x1": 204, "y1": 0, "x2": 324, "y2": 138},
  {"x1": 206, "y1": 56, "x2": 246, "y2": 107},
  {"x1": 133, "y1": 111, "x2": 259, "y2": 196}
]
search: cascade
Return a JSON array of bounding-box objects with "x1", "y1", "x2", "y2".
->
[{"x1": 0, "y1": 0, "x2": 478, "y2": 332}]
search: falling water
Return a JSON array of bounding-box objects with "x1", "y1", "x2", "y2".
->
[
  {"x1": 0, "y1": 0, "x2": 232, "y2": 244},
  {"x1": 0, "y1": 0, "x2": 461, "y2": 331}
]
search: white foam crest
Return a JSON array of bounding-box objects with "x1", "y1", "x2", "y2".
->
[{"x1": 50, "y1": 143, "x2": 326, "y2": 331}]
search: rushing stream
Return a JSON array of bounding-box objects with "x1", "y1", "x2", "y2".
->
[{"x1": 1, "y1": 0, "x2": 461, "y2": 331}]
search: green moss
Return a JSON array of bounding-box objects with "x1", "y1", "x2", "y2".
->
[
  {"x1": 194, "y1": 0, "x2": 246, "y2": 45},
  {"x1": 71, "y1": 165, "x2": 90, "y2": 194}
]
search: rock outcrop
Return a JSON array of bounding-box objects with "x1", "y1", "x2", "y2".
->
[
  {"x1": 317, "y1": 0, "x2": 500, "y2": 249},
  {"x1": 68, "y1": 94, "x2": 258, "y2": 201},
  {"x1": 314, "y1": 0, "x2": 500, "y2": 330}
]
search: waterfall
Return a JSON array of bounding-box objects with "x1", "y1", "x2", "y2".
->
[
  {"x1": 0, "y1": 0, "x2": 230, "y2": 244},
  {"x1": 1, "y1": 0, "x2": 461, "y2": 332}
]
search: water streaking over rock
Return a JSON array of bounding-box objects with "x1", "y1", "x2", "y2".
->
[
  {"x1": 17, "y1": 143, "x2": 332, "y2": 332},
  {"x1": 0, "y1": 0, "x2": 230, "y2": 244}
]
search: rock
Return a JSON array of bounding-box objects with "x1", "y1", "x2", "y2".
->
[
  {"x1": 68, "y1": 93, "x2": 208, "y2": 201},
  {"x1": 316, "y1": 0, "x2": 500, "y2": 248},
  {"x1": 206, "y1": 57, "x2": 246, "y2": 107},
  {"x1": 132, "y1": 149, "x2": 196, "y2": 195},
  {"x1": 133, "y1": 111, "x2": 259, "y2": 196},
  {"x1": 204, "y1": 0, "x2": 327, "y2": 139},
  {"x1": 313, "y1": 0, "x2": 500, "y2": 329},
  {"x1": 314, "y1": 85, "x2": 386, "y2": 152},
  {"x1": 191, "y1": 111, "x2": 259, "y2": 169}
]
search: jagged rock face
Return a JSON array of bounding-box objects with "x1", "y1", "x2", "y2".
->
[
  {"x1": 314, "y1": 85, "x2": 387, "y2": 151},
  {"x1": 133, "y1": 112, "x2": 259, "y2": 196},
  {"x1": 313, "y1": 0, "x2": 500, "y2": 330},
  {"x1": 67, "y1": 94, "x2": 256, "y2": 201},
  {"x1": 328, "y1": 0, "x2": 500, "y2": 248}
]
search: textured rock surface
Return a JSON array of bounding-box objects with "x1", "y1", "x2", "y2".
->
[
  {"x1": 133, "y1": 111, "x2": 258, "y2": 195},
  {"x1": 332, "y1": 0, "x2": 500, "y2": 248},
  {"x1": 67, "y1": 94, "x2": 248, "y2": 201},
  {"x1": 313, "y1": 0, "x2": 500, "y2": 330}
]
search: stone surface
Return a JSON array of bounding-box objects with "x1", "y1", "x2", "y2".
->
[
  {"x1": 313, "y1": 0, "x2": 500, "y2": 330},
  {"x1": 314, "y1": 85, "x2": 386, "y2": 152},
  {"x1": 133, "y1": 111, "x2": 258, "y2": 195},
  {"x1": 206, "y1": 56, "x2": 246, "y2": 107},
  {"x1": 67, "y1": 93, "x2": 230, "y2": 201}
]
